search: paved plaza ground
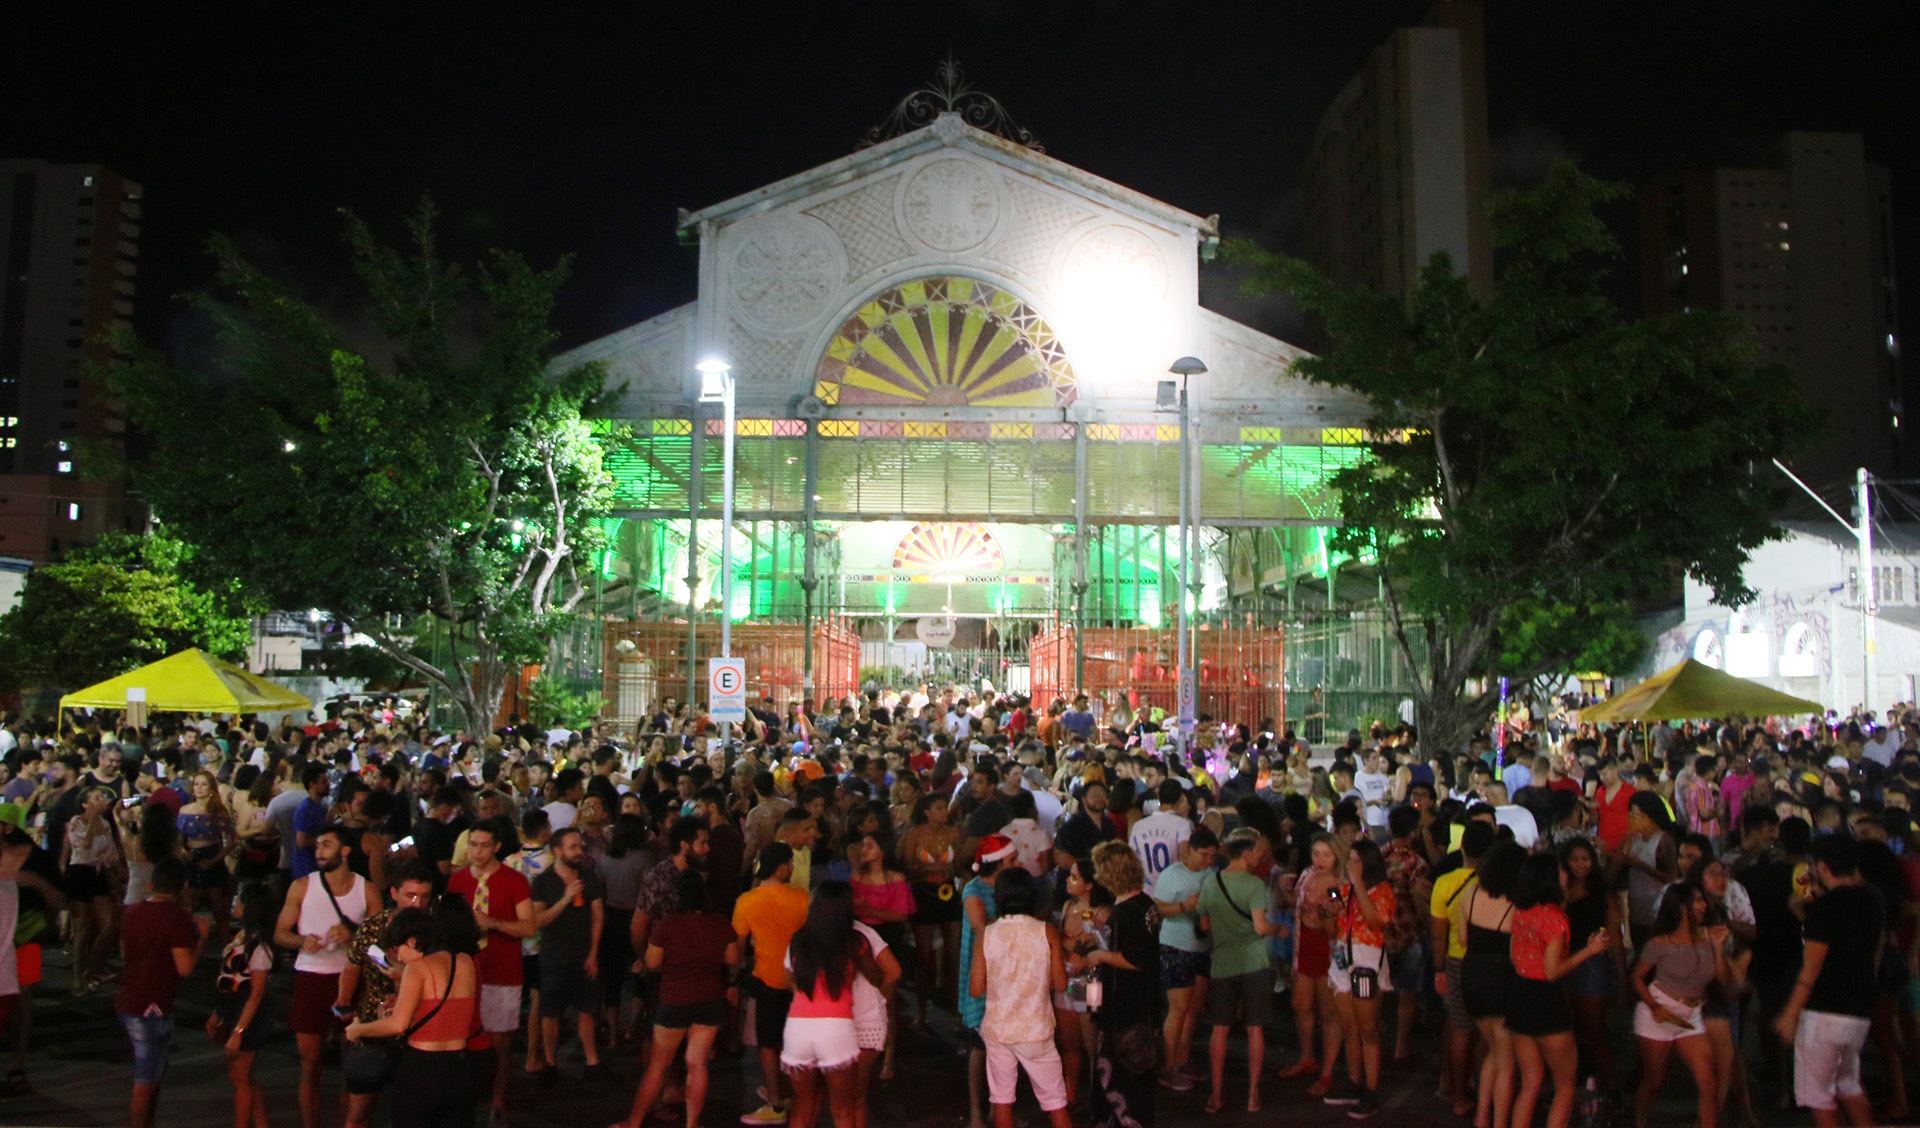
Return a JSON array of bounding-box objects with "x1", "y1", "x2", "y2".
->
[{"x1": 0, "y1": 946, "x2": 1853, "y2": 1128}]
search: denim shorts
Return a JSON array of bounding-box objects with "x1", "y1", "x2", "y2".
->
[
  {"x1": 1566, "y1": 954, "x2": 1614, "y2": 999},
  {"x1": 119, "y1": 1011, "x2": 175, "y2": 1086},
  {"x1": 1389, "y1": 942, "x2": 1426, "y2": 995}
]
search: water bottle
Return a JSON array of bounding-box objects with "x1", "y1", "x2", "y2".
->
[
  {"x1": 1577, "y1": 1076, "x2": 1602, "y2": 1128},
  {"x1": 1084, "y1": 974, "x2": 1103, "y2": 1011}
]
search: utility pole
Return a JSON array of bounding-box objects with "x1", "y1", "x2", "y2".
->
[{"x1": 1860, "y1": 466, "x2": 1877, "y2": 718}]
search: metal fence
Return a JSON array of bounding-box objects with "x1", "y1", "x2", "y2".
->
[
  {"x1": 1282, "y1": 610, "x2": 1422, "y2": 739},
  {"x1": 599, "y1": 619, "x2": 860, "y2": 724},
  {"x1": 1028, "y1": 622, "x2": 1287, "y2": 731}
]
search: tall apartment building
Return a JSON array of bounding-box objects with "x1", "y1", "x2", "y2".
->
[
  {"x1": 0, "y1": 159, "x2": 146, "y2": 563},
  {"x1": 1301, "y1": 0, "x2": 1494, "y2": 303},
  {"x1": 1639, "y1": 133, "x2": 1899, "y2": 491}
]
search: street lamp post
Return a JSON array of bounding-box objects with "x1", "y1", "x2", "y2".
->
[
  {"x1": 699, "y1": 357, "x2": 735, "y2": 660},
  {"x1": 1165, "y1": 357, "x2": 1207, "y2": 763}
]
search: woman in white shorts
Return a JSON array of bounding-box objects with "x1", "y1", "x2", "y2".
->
[
  {"x1": 1630, "y1": 883, "x2": 1729, "y2": 1128},
  {"x1": 784, "y1": 882, "x2": 885, "y2": 1128}
]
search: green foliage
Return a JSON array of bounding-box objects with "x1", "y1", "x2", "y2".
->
[
  {"x1": 0, "y1": 533, "x2": 254, "y2": 689},
  {"x1": 525, "y1": 672, "x2": 607, "y2": 731},
  {"x1": 859, "y1": 665, "x2": 906, "y2": 688},
  {"x1": 105, "y1": 198, "x2": 619, "y2": 732},
  {"x1": 1224, "y1": 161, "x2": 1807, "y2": 746}
]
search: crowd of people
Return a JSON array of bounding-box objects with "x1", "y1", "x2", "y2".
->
[{"x1": 0, "y1": 691, "x2": 1918, "y2": 1128}]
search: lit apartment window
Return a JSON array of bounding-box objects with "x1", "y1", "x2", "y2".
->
[
  {"x1": 67, "y1": 503, "x2": 81, "y2": 520},
  {"x1": 57, "y1": 461, "x2": 73, "y2": 473},
  {"x1": 56, "y1": 441, "x2": 68, "y2": 452}
]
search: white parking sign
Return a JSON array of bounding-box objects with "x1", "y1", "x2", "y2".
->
[{"x1": 709, "y1": 658, "x2": 747, "y2": 725}]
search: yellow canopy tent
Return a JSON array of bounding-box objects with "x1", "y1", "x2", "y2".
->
[
  {"x1": 59, "y1": 649, "x2": 311, "y2": 714},
  {"x1": 1580, "y1": 658, "x2": 1822, "y2": 723}
]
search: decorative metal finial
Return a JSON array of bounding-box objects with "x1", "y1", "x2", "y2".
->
[{"x1": 861, "y1": 54, "x2": 1041, "y2": 151}]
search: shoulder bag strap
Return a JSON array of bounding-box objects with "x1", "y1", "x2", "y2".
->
[
  {"x1": 1214, "y1": 871, "x2": 1253, "y2": 920},
  {"x1": 400, "y1": 959, "x2": 454, "y2": 1040},
  {"x1": 317, "y1": 873, "x2": 355, "y2": 930}
]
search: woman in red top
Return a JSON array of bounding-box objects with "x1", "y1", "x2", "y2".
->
[
  {"x1": 849, "y1": 832, "x2": 912, "y2": 1081},
  {"x1": 617, "y1": 870, "x2": 739, "y2": 1128},
  {"x1": 1506, "y1": 854, "x2": 1609, "y2": 1128},
  {"x1": 345, "y1": 904, "x2": 481, "y2": 1128}
]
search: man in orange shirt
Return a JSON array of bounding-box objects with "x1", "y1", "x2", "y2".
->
[{"x1": 733, "y1": 844, "x2": 810, "y2": 1125}]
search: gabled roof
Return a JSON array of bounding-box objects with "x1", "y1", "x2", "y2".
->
[{"x1": 677, "y1": 112, "x2": 1219, "y2": 240}]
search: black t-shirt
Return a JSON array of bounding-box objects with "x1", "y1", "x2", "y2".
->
[
  {"x1": 1804, "y1": 882, "x2": 1885, "y2": 1017},
  {"x1": 1739, "y1": 858, "x2": 1803, "y2": 978},
  {"x1": 1100, "y1": 892, "x2": 1162, "y2": 1028},
  {"x1": 415, "y1": 814, "x2": 471, "y2": 884},
  {"x1": 533, "y1": 865, "x2": 608, "y2": 964},
  {"x1": 963, "y1": 797, "x2": 1009, "y2": 840},
  {"x1": 1054, "y1": 811, "x2": 1114, "y2": 860}
]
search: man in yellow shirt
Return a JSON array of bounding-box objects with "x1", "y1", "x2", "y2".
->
[
  {"x1": 1430, "y1": 821, "x2": 1494, "y2": 1116},
  {"x1": 733, "y1": 844, "x2": 810, "y2": 1125}
]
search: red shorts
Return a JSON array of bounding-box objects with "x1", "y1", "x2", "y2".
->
[
  {"x1": 1295, "y1": 925, "x2": 1332, "y2": 978},
  {"x1": 14, "y1": 943, "x2": 41, "y2": 987},
  {"x1": 288, "y1": 971, "x2": 345, "y2": 1035}
]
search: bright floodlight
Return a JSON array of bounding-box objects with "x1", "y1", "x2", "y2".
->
[
  {"x1": 697, "y1": 356, "x2": 732, "y2": 402},
  {"x1": 1168, "y1": 356, "x2": 1208, "y2": 377}
]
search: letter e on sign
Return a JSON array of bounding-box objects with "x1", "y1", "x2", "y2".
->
[{"x1": 710, "y1": 658, "x2": 747, "y2": 725}]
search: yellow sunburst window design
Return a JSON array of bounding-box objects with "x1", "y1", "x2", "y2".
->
[
  {"x1": 892, "y1": 523, "x2": 1004, "y2": 575},
  {"x1": 813, "y1": 277, "x2": 1075, "y2": 408}
]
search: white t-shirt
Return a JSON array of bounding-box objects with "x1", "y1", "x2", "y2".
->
[
  {"x1": 544, "y1": 801, "x2": 579, "y2": 830},
  {"x1": 1864, "y1": 732, "x2": 1897, "y2": 768},
  {"x1": 1128, "y1": 811, "x2": 1193, "y2": 896},
  {"x1": 1354, "y1": 770, "x2": 1392, "y2": 827},
  {"x1": 1026, "y1": 785, "x2": 1064, "y2": 833},
  {"x1": 1493, "y1": 804, "x2": 1540, "y2": 848},
  {"x1": 839, "y1": 921, "x2": 889, "y2": 1030}
]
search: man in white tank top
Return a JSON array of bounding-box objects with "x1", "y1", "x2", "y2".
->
[{"x1": 274, "y1": 823, "x2": 382, "y2": 1128}]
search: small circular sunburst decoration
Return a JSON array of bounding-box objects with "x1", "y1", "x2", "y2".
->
[
  {"x1": 813, "y1": 276, "x2": 1075, "y2": 408},
  {"x1": 892, "y1": 523, "x2": 1004, "y2": 574}
]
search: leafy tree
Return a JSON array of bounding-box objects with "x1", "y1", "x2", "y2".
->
[
  {"x1": 0, "y1": 533, "x2": 254, "y2": 689},
  {"x1": 1226, "y1": 161, "x2": 1807, "y2": 751},
  {"x1": 525, "y1": 672, "x2": 608, "y2": 731},
  {"x1": 107, "y1": 201, "x2": 617, "y2": 733}
]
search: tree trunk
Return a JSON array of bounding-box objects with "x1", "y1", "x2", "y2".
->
[{"x1": 1419, "y1": 689, "x2": 1481, "y2": 762}]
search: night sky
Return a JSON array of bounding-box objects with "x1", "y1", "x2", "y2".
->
[{"x1": 4, "y1": 2, "x2": 1916, "y2": 386}]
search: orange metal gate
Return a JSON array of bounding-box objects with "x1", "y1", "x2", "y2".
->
[
  {"x1": 1029, "y1": 621, "x2": 1285, "y2": 732},
  {"x1": 601, "y1": 619, "x2": 859, "y2": 725}
]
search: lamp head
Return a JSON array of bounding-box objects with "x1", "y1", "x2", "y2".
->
[
  {"x1": 697, "y1": 356, "x2": 732, "y2": 402},
  {"x1": 1168, "y1": 356, "x2": 1208, "y2": 377}
]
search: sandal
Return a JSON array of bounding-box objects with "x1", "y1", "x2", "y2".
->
[
  {"x1": 1277, "y1": 1058, "x2": 1319, "y2": 1079},
  {"x1": 1306, "y1": 1076, "x2": 1334, "y2": 1098}
]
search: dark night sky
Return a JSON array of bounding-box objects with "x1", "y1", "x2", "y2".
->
[{"x1": 4, "y1": 2, "x2": 1916, "y2": 375}]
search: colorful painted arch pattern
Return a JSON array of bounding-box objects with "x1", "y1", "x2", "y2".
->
[
  {"x1": 891, "y1": 522, "x2": 1005, "y2": 573},
  {"x1": 814, "y1": 276, "x2": 1076, "y2": 408}
]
